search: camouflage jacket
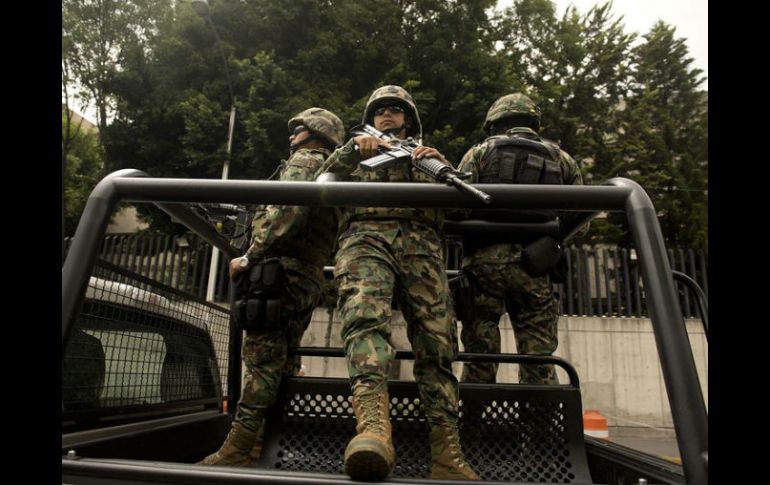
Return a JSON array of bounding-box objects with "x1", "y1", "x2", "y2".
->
[
  {"x1": 457, "y1": 127, "x2": 583, "y2": 265},
  {"x1": 246, "y1": 147, "x2": 338, "y2": 283},
  {"x1": 315, "y1": 137, "x2": 445, "y2": 235}
]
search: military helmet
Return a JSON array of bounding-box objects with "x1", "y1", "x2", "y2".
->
[
  {"x1": 362, "y1": 85, "x2": 422, "y2": 138},
  {"x1": 483, "y1": 93, "x2": 541, "y2": 133},
  {"x1": 288, "y1": 107, "x2": 345, "y2": 147}
]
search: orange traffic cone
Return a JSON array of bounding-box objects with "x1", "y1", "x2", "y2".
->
[{"x1": 583, "y1": 410, "x2": 609, "y2": 439}]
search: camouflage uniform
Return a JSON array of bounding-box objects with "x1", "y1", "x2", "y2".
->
[
  {"x1": 318, "y1": 133, "x2": 459, "y2": 428},
  {"x1": 317, "y1": 86, "x2": 477, "y2": 480},
  {"x1": 458, "y1": 94, "x2": 582, "y2": 385},
  {"x1": 235, "y1": 146, "x2": 338, "y2": 433},
  {"x1": 201, "y1": 108, "x2": 343, "y2": 467}
]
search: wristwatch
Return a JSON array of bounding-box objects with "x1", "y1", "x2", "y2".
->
[{"x1": 238, "y1": 255, "x2": 250, "y2": 268}]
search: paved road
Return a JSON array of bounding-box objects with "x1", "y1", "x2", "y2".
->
[{"x1": 610, "y1": 436, "x2": 681, "y2": 463}]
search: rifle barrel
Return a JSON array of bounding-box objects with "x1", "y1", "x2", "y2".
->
[{"x1": 446, "y1": 174, "x2": 492, "y2": 204}]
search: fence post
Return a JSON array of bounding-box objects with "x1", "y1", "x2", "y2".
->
[
  {"x1": 621, "y1": 248, "x2": 632, "y2": 317},
  {"x1": 575, "y1": 247, "x2": 584, "y2": 316},
  {"x1": 593, "y1": 248, "x2": 603, "y2": 316},
  {"x1": 698, "y1": 250, "x2": 708, "y2": 298},
  {"x1": 565, "y1": 247, "x2": 574, "y2": 316},
  {"x1": 602, "y1": 248, "x2": 612, "y2": 316},
  {"x1": 677, "y1": 248, "x2": 691, "y2": 318},
  {"x1": 91, "y1": 232, "x2": 707, "y2": 320}
]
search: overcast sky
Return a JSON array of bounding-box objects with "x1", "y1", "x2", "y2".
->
[{"x1": 498, "y1": 0, "x2": 708, "y2": 89}]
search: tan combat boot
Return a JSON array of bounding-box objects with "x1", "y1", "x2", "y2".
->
[
  {"x1": 343, "y1": 386, "x2": 396, "y2": 480},
  {"x1": 429, "y1": 423, "x2": 480, "y2": 480},
  {"x1": 198, "y1": 422, "x2": 259, "y2": 467}
]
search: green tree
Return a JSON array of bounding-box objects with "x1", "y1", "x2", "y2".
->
[
  {"x1": 398, "y1": 0, "x2": 516, "y2": 162},
  {"x1": 62, "y1": 0, "x2": 174, "y2": 132},
  {"x1": 90, "y1": 0, "x2": 706, "y2": 250},
  {"x1": 594, "y1": 22, "x2": 707, "y2": 250},
  {"x1": 498, "y1": 0, "x2": 635, "y2": 162},
  {"x1": 497, "y1": 2, "x2": 706, "y2": 250},
  {"x1": 102, "y1": 0, "x2": 513, "y2": 217},
  {"x1": 63, "y1": 0, "x2": 176, "y2": 238},
  {"x1": 63, "y1": 108, "x2": 105, "y2": 237}
]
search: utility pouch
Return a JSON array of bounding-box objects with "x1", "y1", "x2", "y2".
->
[
  {"x1": 231, "y1": 272, "x2": 250, "y2": 329},
  {"x1": 542, "y1": 159, "x2": 563, "y2": 185},
  {"x1": 517, "y1": 154, "x2": 546, "y2": 184},
  {"x1": 266, "y1": 299, "x2": 282, "y2": 325},
  {"x1": 246, "y1": 299, "x2": 265, "y2": 323},
  {"x1": 233, "y1": 257, "x2": 287, "y2": 331},
  {"x1": 521, "y1": 236, "x2": 563, "y2": 277},
  {"x1": 449, "y1": 273, "x2": 476, "y2": 323},
  {"x1": 248, "y1": 257, "x2": 286, "y2": 293}
]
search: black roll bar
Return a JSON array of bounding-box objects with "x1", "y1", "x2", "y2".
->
[
  {"x1": 62, "y1": 172, "x2": 707, "y2": 484},
  {"x1": 672, "y1": 270, "x2": 709, "y2": 340},
  {"x1": 291, "y1": 347, "x2": 581, "y2": 388}
]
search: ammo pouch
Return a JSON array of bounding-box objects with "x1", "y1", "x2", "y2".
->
[
  {"x1": 231, "y1": 257, "x2": 286, "y2": 331},
  {"x1": 521, "y1": 236, "x2": 564, "y2": 278},
  {"x1": 449, "y1": 273, "x2": 476, "y2": 324},
  {"x1": 481, "y1": 135, "x2": 564, "y2": 186}
]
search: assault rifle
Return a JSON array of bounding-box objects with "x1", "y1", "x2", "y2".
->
[{"x1": 351, "y1": 124, "x2": 492, "y2": 204}]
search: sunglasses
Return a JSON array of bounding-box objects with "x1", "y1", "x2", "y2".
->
[
  {"x1": 373, "y1": 105, "x2": 405, "y2": 116},
  {"x1": 290, "y1": 125, "x2": 308, "y2": 136}
]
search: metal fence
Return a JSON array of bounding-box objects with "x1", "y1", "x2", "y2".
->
[
  {"x1": 62, "y1": 259, "x2": 232, "y2": 423},
  {"x1": 557, "y1": 245, "x2": 708, "y2": 318},
  {"x1": 64, "y1": 234, "x2": 707, "y2": 319},
  {"x1": 64, "y1": 233, "x2": 232, "y2": 301}
]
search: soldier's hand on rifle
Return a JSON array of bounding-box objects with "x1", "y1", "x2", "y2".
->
[
  {"x1": 412, "y1": 146, "x2": 449, "y2": 165},
  {"x1": 353, "y1": 135, "x2": 392, "y2": 159}
]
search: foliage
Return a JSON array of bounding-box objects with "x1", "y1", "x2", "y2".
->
[
  {"x1": 62, "y1": 109, "x2": 104, "y2": 236},
  {"x1": 588, "y1": 21, "x2": 708, "y2": 250},
  {"x1": 62, "y1": 0, "x2": 174, "y2": 131},
  {"x1": 65, "y1": 0, "x2": 707, "y2": 249}
]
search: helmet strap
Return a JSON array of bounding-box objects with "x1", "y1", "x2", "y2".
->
[
  {"x1": 383, "y1": 125, "x2": 405, "y2": 137},
  {"x1": 289, "y1": 133, "x2": 321, "y2": 154},
  {"x1": 384, "y1": 116, "x2": 411, "y2": 138}
]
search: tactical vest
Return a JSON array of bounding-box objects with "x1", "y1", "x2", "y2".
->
[
  {"x1": 253, "y1": 149, "x2": 338, "y2": 283},
  {"x1": 465, "y1": 133, "x2": 565, "y2": 255},
  {"x1": 478, "y1": 134, "x2": 564, "y2": 186},
  {"x1": 342, "y1": 155, "x2": 442, "y2": 229}
]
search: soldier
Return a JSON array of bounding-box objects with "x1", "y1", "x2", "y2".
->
[
  {"x1": 316, "y1": 85, "x2": 479, "y2": 481},
  {"x1": 457, "y1": 93, "x2": 583, "y2": 385},
  {"x1": 199, "y1": 108, "x2": 343, "y2": 467}
]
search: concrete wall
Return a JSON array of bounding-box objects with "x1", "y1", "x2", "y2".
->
[
  {"x1": 294, "y1": 309, "x2": 707, "y2": 436},
  {"x1": 553, "y1": 316, "x2": 707, "y2": 437}
]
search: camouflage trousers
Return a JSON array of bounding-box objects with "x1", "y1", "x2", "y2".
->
[
  {"x1": 234, "y1": 261, "x2": 320, "y2": 433},
  {"x1": 335, "y1": 229, "x2": 460, "y2": 426},
  {"x1": 461, "y1": 261, "x2": 559, "y2": 385}
]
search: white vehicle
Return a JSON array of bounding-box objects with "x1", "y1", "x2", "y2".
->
[{"x1": 63, "y1": 273, "x2": 227, "y2": 427}]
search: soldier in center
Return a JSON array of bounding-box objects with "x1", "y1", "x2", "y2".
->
[{"x1": 316, "y1": 85, "x2": 479, "y2": 481}]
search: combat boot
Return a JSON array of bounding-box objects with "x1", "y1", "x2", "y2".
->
[
  {"x1": 198, "y1": 422, "x2": 259, "y2": 467},
  {"x1": 429, "y1": 422, "x2": 480, "y2": 480},
  {"x1": 343, "y1": 386, "x2": 395, "y2": 480}
]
